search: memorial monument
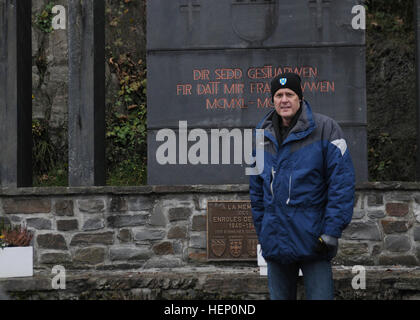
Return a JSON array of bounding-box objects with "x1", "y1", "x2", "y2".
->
[{"x1": 147, "y1": 0, "x2": 367, "y2": 185}]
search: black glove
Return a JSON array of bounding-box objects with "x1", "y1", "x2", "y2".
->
[{"x1": 315, "y1": 234, "x2": 338, "y2": 258}]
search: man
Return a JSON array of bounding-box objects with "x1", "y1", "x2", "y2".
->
[{"x1": 249, "y1": 73, "x2": 355, "y2": 300}]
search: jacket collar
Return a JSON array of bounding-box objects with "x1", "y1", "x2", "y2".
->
[{"x1": 256, "y1": 100, "x2": 316, "y2": 147}]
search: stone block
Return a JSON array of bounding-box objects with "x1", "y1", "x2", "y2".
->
[
  {"x1": 40, "y1": 252, "x2": 72, "y2": 264},
  {"x1": 188, "y1": 251, "x2": 207, "y2": 263},
  {"x1": 109, "y1": 197, "x2": 127, "y2": 213},
  {"x1": 70, "y1": 232, "x2": 114, "y2": 246},
  {"x1": 143, "y1": 256, "x2": 183, "y2": 269},
  {"x1": 109, "y1": 247, "x2": 152, "y2": 261},
  {"x1": 386, "y1": 193, "x2": 413, "y2": 202},
  {"x1": 334, "y1": 242, "x2": 372, "y2": 266},
  {"x1": 54, "y1": 200, "x2": 74, "y2": 216},
  {"x1": 149, "y1": 203, "x2": 168, "y2": 227},
  {"x1": 128, "y1": 196, "x2": 155, "y2": 211},
  {"x1": 381, "y1": 220, "x2": 412, "y2": 234},
  {"x1": 341, "y1": 221, "x2": 382, "y2": 241},
  {"x1": 367, "y1": 194, "x2": 383, "y2": 207},
  {"x1": 26, "y1": 218, "x2": 52, "y2": 230},
  {"x1": 386, "y1": 203, "x2": 409, "y2": 217},
  {"x1": 77, "y1": 199, "x2": 105, "y2": 213},
  {"x1": 353, "y1": 193, "x2": 360, "y2": 208},
  {"x1": 338, "y1": 242, "x2": 369, "y2": 256},
  {"x1": 378, "y1": 255, "x2": 418, "y2": 266},
  {"x1": 189, "y1": 234, "x2": 206, "y2": 249},
  {"x1": 118, "y1": 229, "x2": 132, "y2": 243},
  {"x1": 192, "y1": 215, "x2": 206, "y2": 231},
  {"x1": 414, "y1": 226, "x2": 420, "y2": 242},
  {"x1": 107, "y1": 214, "x2": 148, "y2": 228},
  {"x1": 37, "y1": 234, "x2": 67, "y2": 250},
  {"x1": 384, "y1": 235, "x2": 411, "y2": 252},
  {"x1": 367, "y1": 210, "x2": 385, "y2": 219},
  {"x1": 73, "y1": 247, "x2": 106, "y2": 265},
  {"x1": 352, "y1": 209, "x2": 365, "y2": 219},
  {"x1": 168, "y1": 207, "x2": 192, "y2": 222},
  {"x1": 57, "y1": 219, "x2": 79, "y2": 232},
  {"x1": 167, "y1": 226, "x2": 188, "y2": 239},
  {"x1": 372, "y1": 244, "x2": 382, "y2": 256},
  {"x1": 134, "y1": 229, "x2": 166, "y2": 241},
  {"x1": 3, "y1": 199, "x2": 51, "y2": 214},
  {"x1": 82, "y1": 218, "x2": 105, "y2": 231},
  {"x1": 152, "y1": 241, "x2": 174, "y2": 255}
]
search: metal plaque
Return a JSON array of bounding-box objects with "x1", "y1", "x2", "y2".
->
[{"x1": 207, "y1": 200, "x2": 257, "y2": 261}]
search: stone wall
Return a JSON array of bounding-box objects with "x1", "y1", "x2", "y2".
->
[
  {"x1": 2, "y1": 183, "x2": 420, "y2": 299},
  {"x1": 1, "y1": 183, "x2": 420, "y2": 273}
]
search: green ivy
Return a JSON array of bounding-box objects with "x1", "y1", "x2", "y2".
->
[
  {"x1": 106, "y1": 54, "x2": 148, "y2": 185},
  {"x1": 35, "y1": 2, "x2": 55, "y2": 33}
]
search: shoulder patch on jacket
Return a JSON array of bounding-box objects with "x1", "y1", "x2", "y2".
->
[{"x1": 331, "y1": 139, "x2": 347, "y2": 156}]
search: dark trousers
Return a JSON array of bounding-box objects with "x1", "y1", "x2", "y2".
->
[{"x1": 267, "y1": 259, "x2": 334, "y2": 300}]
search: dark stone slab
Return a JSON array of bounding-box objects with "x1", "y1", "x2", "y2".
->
[
  {"x1": 147, "y1": 47, "x2": 367, "y2": 184},
  {"x1": 40, "y1": 252, "x2": 72, "y2": 264},
  {"x1": 26, "y1": 218, "x2": 52, "y2": 230},
  {"x1": 341, "y1": 220, "x2": 382, "y2": 241},
  {"x1": 384, "y1": 235, "x2": 411, "y2": 253},
  {"x1": 381, "y1": 220, "x2": 412, "y2": 234},
  {"x1": 152, "y1": 241, "x2": 175, "y2": 255},
  {"x1": 386, "y1": 203, "x2": 409, "y2": 217},
  {"x1": 70, "y1": 232, "x2": 114, "y2": 246},
  {"x1": 0, "y1": 0, "x2": 32, "y2": 187},
  {"x1": 54, "y1": 200, "x2": 74, "y2": 216},
  {"x1": 37, "y1": 234, "x2": 68, "y2": 250},
  {"x1": 107, "y1": 214, "x2": 148, "y2": 228},
  {"x1": 147, "y1": 1, "x2": 367, "y2": 186},
  {"x1": 73, "y1": 247, "x2": 106, "y2": 265},
  {"x1": 147, "y1": 0, "x2": 364, "y2": 50},
  {"x1": 168, "y1": 207, "x2": 192, "y2": 222},
  {"x1": 77, "y1": 199, "x2": 105, "y2": 213},
  {"x1": 3, "y1": 198, "x2": 51, "y2": 214},
  {"x1": 109, "y1": 197, "x2": 128, "y2": 213},
  {"x1": 82, "y1": 218, "x2": 105, "y2": 231},
  {"x1": 57, "y1": 219, "x2": 79, "y2": 232},
  {"x1": 148, "y1": 47, "x2": 366, "y2": 129},
  {"x1": 68, "y1": 0, "x2": 105, "y2": 186}
]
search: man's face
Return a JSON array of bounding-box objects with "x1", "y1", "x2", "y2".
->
[{"x1": 273, "y1": 88, "x2": 301, "y2": 124}]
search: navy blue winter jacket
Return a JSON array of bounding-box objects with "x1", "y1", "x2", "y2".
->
[{"x1": 249, "y1": 101, "x2": 355, "y2": 264}]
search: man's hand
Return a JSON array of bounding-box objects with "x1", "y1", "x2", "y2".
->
[{"x1": 316, "y1": 234, "x2": 338, "y2": 258}]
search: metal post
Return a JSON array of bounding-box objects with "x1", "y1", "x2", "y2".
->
[
  {"x1": 416, "y1": 0, "x2": 420, "y2": 180},
  {"x1": 0, "y1": 0, "x2": 32, "y2": 188}
]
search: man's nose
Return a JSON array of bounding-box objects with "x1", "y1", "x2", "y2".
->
[{"x1": 280, "y1": 94, "x2": 288, "y2": 103}]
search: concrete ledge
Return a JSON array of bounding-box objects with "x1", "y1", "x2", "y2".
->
[
  {"x1": 2, "y1": 182, "x2": 420, "y2": 197},
  {"x1": 1, "y1": 267, "x2": 420, "y2": 300}
]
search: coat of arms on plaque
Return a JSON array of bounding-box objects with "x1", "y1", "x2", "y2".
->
[
  {"x1": 231, "y1": 0, "x2": 278, "y2": 44},
  {"x1": 211, "y1": 239, "x2": 226, "y2": 257},
  {"x1": 247, "y1": 239, "x2": 258, "y2": 258},
  {"x1": 229, "y1": 240, "x2": 243, "y2": 258}
]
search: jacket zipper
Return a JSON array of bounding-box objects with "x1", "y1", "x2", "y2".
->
[
  {"x1": 286, "y1": 174, "x2": 292, "y2": 205},
  {"x1": 270, "y1": 167, "x2": 276, "y2": 197}
]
